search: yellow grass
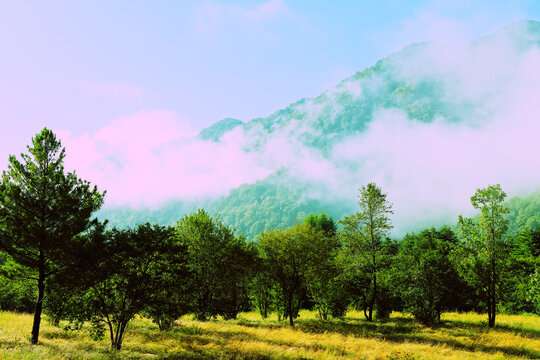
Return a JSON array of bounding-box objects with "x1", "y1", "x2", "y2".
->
[{"x1": 0, "y1": 310, "x2": 538, "y2": 359}]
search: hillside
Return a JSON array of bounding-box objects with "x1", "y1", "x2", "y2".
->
[{"x1": 99, "y1": 20, "x2": 540, "y2": 239}]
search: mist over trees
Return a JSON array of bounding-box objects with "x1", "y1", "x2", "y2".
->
[
  {"x1": 90, "y1": 21, "x2": 540, "y2": 246},
  {"x1": 0, "y1": 128, "x2": 539, "y2": 349}
]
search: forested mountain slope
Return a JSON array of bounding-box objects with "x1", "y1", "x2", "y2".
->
[{"x1": 100, "y1": 20, "x2": 540, "y2": 239}]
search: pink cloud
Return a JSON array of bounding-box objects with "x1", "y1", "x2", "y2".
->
[{"x1": 56, "y1": 110, "x2": 272, "y2": 207}]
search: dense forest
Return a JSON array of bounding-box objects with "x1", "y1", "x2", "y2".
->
[{"x1": 0, "y1": 129, "x2": 538, "y2": 350}]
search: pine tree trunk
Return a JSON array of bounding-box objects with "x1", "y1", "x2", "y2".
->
[{"x1": 31, "y1": 252, "x2": 45, "y2": 344}]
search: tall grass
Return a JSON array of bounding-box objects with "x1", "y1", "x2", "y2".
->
[{"x1": 0, "y1": 310, "x2": 538, "y2": 359}]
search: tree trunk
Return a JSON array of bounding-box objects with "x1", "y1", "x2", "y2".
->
[
  {"x1": 31, "y1": 252, "x2": 45, "y2": 344},
  {"x1": 230, "y1": 286, "x2": 238, "y2": 320},
  {"x1": 112, "y1": 321, "x2": 127, "y2": 350},
  {"x1": 368, "y1": 256, "x2": 377, "y2": 322},
  {"x1": 112, "y1": 339, "x2": 123, "y2": 350},
  {"x1": 107, "y1": 320, "x2": 115, "y2": 346},
  {"x1": 367, "y1": 283, "x2": 374, "y2": 321},
  {"x1": 488, "y1": 284, "x2": 496, "y2": 328},
  {"x1": 487, "y1": 256, "x2": 496, "y2": 328},
  {"x1": 287, "y1": 291, "x2": 294, "y2": 327},
  {"x1": 288, "y1": 291, "x2": 294, "y2": 327},
  {"x1": 362, "y1": 293, "x2": 368, "y2": 320},
  {"x1": 490, "y1": 259, "x2": 496, "y2": 328},
  {"x1": 261, "y1": 301, "x2": 268, "y2": 319}
]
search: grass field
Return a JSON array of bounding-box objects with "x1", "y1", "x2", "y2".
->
[{"x1": 0, "y1": 310, "x2": 538, "y2": 359}]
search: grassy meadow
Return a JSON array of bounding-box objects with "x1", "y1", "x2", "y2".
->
[{"x1": 0, "y1": 311, "x2": 538, "y2": 360}]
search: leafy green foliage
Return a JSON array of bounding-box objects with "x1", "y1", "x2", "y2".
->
[
  {"x1": 209, "y1": 171, "x2": 354, "y2": 241},
  {"x1": 339, "y1": 183, "x2": 393, "y2": 321},
  {"x1": 302, "y1": 214, "x2": 343, "y2": 320},
  {"x1": 304, "y1": 212, "x2": 337, "y2": 237},
  {"x1": 142, "y1": 227, "x2": 192, "y2": 331},
  {"x1": 43, "y1": 221, "x2": 110, "y2": 327},
  {"x1": 502, "y1": 228, "x2": 540, "y2": 314},
  {"x1": 0, "y1": 252, "x2": 35, "y2": 313},
  {"x1": 175, "y1": 210, "x2": 255, "y2": 320},
  {"x1": 249, "y1": 269, "x2": 276, "y2": 319},
  {"x1": 258, "y1": 223, "x2": 332, "y2": 326},
  {"x1": 392, "y1": 227, "x2": 464, "y2": 325},
  {"x1": 68, "y1": 224, "x2": 180, "y2": 350},
  {"x1": 527, "y1": 268, "x2": 540, "y2": 315},
  {"x1": 505, "y1": 192, "x2": 540, "y2": 237},
  {"x1": 458, "y1": 184, "x2": 510, "y2": 327}
]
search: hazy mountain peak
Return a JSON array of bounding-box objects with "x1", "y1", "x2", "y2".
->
[
  {"x1": 471, "y1": 19, "x2": 540, "y2": 50},
  {"x1": 199, "y1": 117, "x2": 244, "y2": 142}
]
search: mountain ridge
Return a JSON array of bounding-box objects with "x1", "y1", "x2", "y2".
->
[{"x1": 99, "y1": 20, "x2": 540, "y2": 239}]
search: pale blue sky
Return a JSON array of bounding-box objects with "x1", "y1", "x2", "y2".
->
[{"x1": 1, "y1": 0, "x2": 539, "y2": 159}]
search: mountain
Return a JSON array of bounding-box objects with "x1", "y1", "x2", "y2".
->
[{"x1": 99, "y1": 20, "x2": 540, "y2": 239}]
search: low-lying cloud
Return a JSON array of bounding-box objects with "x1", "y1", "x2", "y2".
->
[{"x1": 57, "y1": 110, "x2": 274, "y2": 208}]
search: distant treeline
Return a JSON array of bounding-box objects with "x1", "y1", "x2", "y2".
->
[{"x1": 0, "y1": 129, "x2": 538, "y2": 350}]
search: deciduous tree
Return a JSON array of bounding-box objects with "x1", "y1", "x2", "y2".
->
[
  {"x1": 393, "y1": 227, "x2": 462, "y2": 325},
  {"x1": 303, "y1": 213, "x2": 343, "y2": 320},
  {"x1": 175, "y1": 210, "x2": 254, "y2": 320},
  {"x1": 339, "y1": 182, "x2": 393, "y2": 321},
  {"x1": 259, "y1": 223, "x2": 335, "y2": 326},
  {"x1": 458, "y1": 184, "x2": 509, "y2": 327}
]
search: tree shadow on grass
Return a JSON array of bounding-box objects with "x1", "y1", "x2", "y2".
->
[
  {"x1": 40, "y1": 329, "x2": 80, "y2": 340},
  {"x1": 437, "y1": 318, "x2": 540, "y2": 339},
  {"x1": 135, "y1": 324, "x2": 350, "y2": 359},
  {"x1": 25, "y1": 316, "x2": 539, "y2": 360},
  {"x1": 236, "y1": 316, "x2": 418, "y2": 339},
  {"x1": 228, "y1": 316, "x2": 540, "y2": 360},
  {"x1": 0, "y1": 339, "x2": 24, "y2": 349}
]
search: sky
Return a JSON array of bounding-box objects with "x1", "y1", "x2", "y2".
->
[
  {"x1": 2, "y1": 0, "x2": 540, "y2": 230},
  {"x1": 1, "y1": 0, "x2": 539, "y2": 156}
]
